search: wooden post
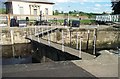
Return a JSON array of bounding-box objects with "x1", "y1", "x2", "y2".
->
[
  {"x1": 42, "y1": 28, "x2": 43, "y2": 38},
  {"x1": 0, "y1": 33, "x2": 2, "y2": 44},
  {"x1": 79, "y1": 37, "x2": 82, "y2": 58},
  {"x1": 38, "y1": 35, "x2": 40, "y2": 42},
  {"x1": 8, "y1": 14, "x2": 10, "y2": 27},
  {"x1": 54, "y1": 30, "x2": 57, "y2": 43},
  {"x1": 38, "y1": 27, "x2": 40, "y2": 37},
  {"x1": 42, "y1": 49, "x2": 46, "y2": 63},
  {"x1": 50, "y1": 28, "x2": 52, "y2": 42},
  {"x1": 47, "y1": 28, "x2": 50, "y2": 46},
  {"x1": 10, "y1": 30, "x2": 15, "y2": 57},
  {"x1": 25, "y1": 28, "x2": 28, "y2": 43},
  {"x1": 70, "y1": 29, "x2": 72, "y2": 47},
  {"x1": 93, "y1": 35, "x2": 96, "y2": 55},
  {"x1": 10, "y1": 30, "x2": 14, "y2": 44},
  {"x1": 76, "y1": 31, "x2": 79, "y2": 50},
  {"x1": 30, "y1": 32, "x2": 32, "y2": 40},
  {"x1": 93, "y1": 28, "x2": 97, "y2": 56},
  {"x1": 86, "y1": 30, "x2": 90, "y2": 50},
  {"x1": 62, "y1": 30, "x2": 64, "y2": 52},
  {"x1": 35, "y1": 26, "x2": 37, "y2": 35}
]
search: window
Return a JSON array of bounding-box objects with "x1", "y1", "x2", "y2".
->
[
  {"x1": 45, "y1": 8, "x2": 48, "y2": 15},
  {"x1": 34, "y1": 9, "x2": 37, "y2": 15},
  {"x1": 19, "y1": 7, "x2": 24, "y2": 14}
]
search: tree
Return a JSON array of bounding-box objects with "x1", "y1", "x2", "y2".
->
[
  {"x1": 112, "y1": 0, "x2": 120, "y2": 14},
  {"x1": 53, "y1": 11, "x2": 55, "y2": 15},
  {"x1": 73, "y1": 10, "x2": 77, "y2": 14},
  {"x1": 61, "y1": 11, "x2": 64, "y2": 14},
  {"x1": 102, "y1": 12, "x2": 107, "y2": 14},
  {"x1": 69, "y1": 11, "x2": 73, "y2": 14},
  {"x1": 54, "y1": 10, "x2": 59, "y2": 15},
  {"x1": 0, "y1": 1, "x2": 6, "y2": 14}
]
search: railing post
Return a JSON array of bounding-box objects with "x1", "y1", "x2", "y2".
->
[
  {"x1": 10, "y1": 30, "x2": 15, "y2": 57},
  {"x1": 50, "y1": 28, "x2": 52, "y2": 41},
  {"x1": 30, "y1": 28, "x2": 32, "y2": 40},
  {"x1": 79, "y1": 37, "x2": 82, "y2": 58},
  {"x1": 62, "y1": 30, "x2": 64, "y2": 52},
  {"x1": 25, "y1": 28, "x2": 28, "y2": 43},
  {"x1": 93, "y1": 35, "x2": 96, "y2": 55},
  {"x1": 47, "y1": 27, "x2": 50, "y2": 46},
  {"x1": 70, "y1": 29, "x2": 72, "y2": 47},
  {"x1": 93, "y1": 28, "x2": 97, "y2": 56},
  {"x1": 10, "y1": 30, "x2": 14, "y2": 44},
  {"x1": 42, "y1": 28, "x2": 43, "y2": 38},
  {"x1": 54, "y1": 30, "x2": 57, "y2": 43},
  {"x1": 30, "y1": 32, "x2": 32, "y2": 40},
  {"x1": 76, "y1": 31, "x2": 79, "y2": 50},
  {"x1": 38, "y1": 35, "x2": 40, "y2": 42},
  {"x1": 0, "y1": 32, "x2": 2, "y2": 44},
  {"x1": 86, "y1": 30, "x2": 90, "y2": 50},
  {"x1": 8, "y1": 14, "x2": 10, "y2": 27},
  {"x1": 38, "y1": 27, "x2": 40, "y2": 37},
  {"x1": 35, "y1": 26, "x2": 37, "y2": 35}
]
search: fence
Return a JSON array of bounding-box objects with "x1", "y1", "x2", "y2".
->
[
  {"x1": 1, "y1": 26, "x2": 120, "y2": 55},
  {"x1": 43, "y1": 28, "x2": 120, "y2": 54},
  {"x1": 96, "y1": 14, "x2": 120, "y2": 22},
  {"x1": 0, "y1": 14, "x2": 82, "y2": 27},
  {"x1": 0, "y1": 26, "x2": 54, "y2": 45},
  {"x1": 1, "y1": 27, "x2": 120, "y2": 45}
]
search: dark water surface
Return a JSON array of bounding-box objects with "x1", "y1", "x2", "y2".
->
[
  {"x1": 2, "y1": 43, "x2": 32, "y2": 65},
  {"x1": 2, "y1": 42, "x2": 80, "y2": 65}
]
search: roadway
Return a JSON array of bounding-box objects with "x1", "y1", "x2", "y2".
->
[
  {"x1": 2, "y1": 50, "x2": 118, "y2": 78},
  {"x1": 2, "y1": 61, "x2": 96, "y2": 77}
]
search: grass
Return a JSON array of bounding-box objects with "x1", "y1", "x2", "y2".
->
[
  {"x1": 80, "y1": 20, "x2": 96, "y2": 25},
  {"x1": 0, "y1": 9, "x2": 6, "y2": 14},
  {"x1": 48, "y1": 19, "x2": 96, "y2": 25},
  {"x1": 48, "y1": 19, "x2": 64, "y2": 24}
]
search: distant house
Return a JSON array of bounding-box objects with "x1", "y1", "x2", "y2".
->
[{"x1": 5, "y1": 0, "x2": 55, "y2": 15}]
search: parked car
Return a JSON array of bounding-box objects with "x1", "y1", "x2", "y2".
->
[{"x1": 18, "y1": 20, "x2": 27, "y2": 27}]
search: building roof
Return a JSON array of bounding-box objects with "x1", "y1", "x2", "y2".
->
[{"x1": 5, "y1": 0, "x2": 55, "y2": 4}]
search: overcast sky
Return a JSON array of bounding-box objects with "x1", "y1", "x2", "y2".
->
[{"x1": 50, "y1": 0, "x2": 112, "y2": 13}]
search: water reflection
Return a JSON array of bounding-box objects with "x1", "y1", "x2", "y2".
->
[
  {"x1": 2, "y1": 56, "x2": 32, "y2": 65},
  {"x1": 2, "y1": 43, "x2": 32, "y2": 65}
]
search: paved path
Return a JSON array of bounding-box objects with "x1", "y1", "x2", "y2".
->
[
  {"x1": 28, "y1": 36, "x2": 95, "y2": 60},
  {"x1": 72, "y1": 50, "x2": 119, "y2": 77},
  {"x1": 2, "y1": 50, "x2": 118, "y2": 78},
  {"x1": 2, "y1": 61, "x2": 96, "y2": 77}
]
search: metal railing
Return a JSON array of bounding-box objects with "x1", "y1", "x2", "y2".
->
[{"x1": 96, "y1": 14, "x2": 120, "y2": 22}]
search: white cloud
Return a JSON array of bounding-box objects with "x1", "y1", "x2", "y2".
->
[
  {"x1": 80, "y1": 2, "x2": 85, "y2": 5},
  {"x1": 104, "y1": 4, "x2": 111, "y2": 6},
  {"x1": 95, "y1": 3, "x2": 111, "y2": 7},
  {"x1": 51, "y1": 0, "x2": 112, "y2": 13},
  {"x1": 51, "y1": 0, "x2": 76, "y2": 3},
  {"x1": 59, "y1": 7, "x2": 63, "y2": 10},
  {"x1": 51, "y1": 0, "x2": 111, "y2": 3},
  {"x1": 93, "y1": 7, "x2": 99, "y2": 10},
  {"x1": 91, "y1": 6, "x2": 112, "y2": 13},
  {"x1": 95, "y1": 4, "x2": 101, "y2": 7}
]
